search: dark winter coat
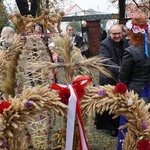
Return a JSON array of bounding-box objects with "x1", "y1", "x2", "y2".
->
[
  {"x1": 118, "y1": 44, "x2": 150, "y2": 95},
  {"x1": 99, "y1": 36, "x2": 129, "y2": 85},
  {"x1": 73, "y1": 34, "x2": 83, "y2": 48}
]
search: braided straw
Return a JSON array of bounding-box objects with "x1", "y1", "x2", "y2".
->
[
  {"x1": 0, "y1": 85, "x2": 67, "y2": 150},
  {"x1": 80, "y1": 85, "x2": 150, "y2": 150}
]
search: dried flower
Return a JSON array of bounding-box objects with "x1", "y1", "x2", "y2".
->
[
  {"x1": 59, "y1": 88, "x2": 70, "y2": 105},
  {"x1": 0, "y1": 101, "x2": 11, "y2": 114},
  {"x1": 24, "y1": 101, "x2": 33, "y2": 107},
  {"x1": 142, "y1": 121, "x2": 148, "y2": 130},
  {"x1": 137, "y1": 139, "x2": 150, "y2": 150},
  {"x1": 1, "y1": 141, "x2": 8, "y2": 148},
  {"x1": 114, "y1": 83, "x2": 127, "y2": 94},
  {"x1": 97, "y1": 89, "x2": 106, "y2": 97},
  {"x1": 127, "y1": 98, "x2": 133, "y2": 106}
]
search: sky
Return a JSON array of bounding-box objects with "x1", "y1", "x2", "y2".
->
[
  {"x1": 71, "y1": 0, "x2": 118, "y2": 13},
  {"x1": 4, "y1": 0, "x2": 118, "y2": 14}
]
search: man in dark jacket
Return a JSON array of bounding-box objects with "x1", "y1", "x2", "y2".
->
[
  {"x1": 95, "y1": 24, "x2": 129, "y2": 136},
  {"x1": 100, "y1": 24, "x2": 107, "y2": 41},
  {"x1": 66, "y1": 25, "x2": 83, "y2": 48}
]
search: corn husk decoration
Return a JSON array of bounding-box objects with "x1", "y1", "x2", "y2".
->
[
  {"x1": 80, "y1": 85, "x2": 150, "y2": 150},
  {"x1": 0, "y1": 34, "x2": 24, "y2": 98},
  {"x1": 8, "y1": 9, "x2": 64, "y2": 33}
]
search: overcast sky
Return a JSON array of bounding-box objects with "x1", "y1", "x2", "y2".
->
[
  {"x1": 4, "y1": 0, "x2": 118, "y2": 14},
  {"x1": 71, "y1": 0, "x2": 118, "y2": 13}
]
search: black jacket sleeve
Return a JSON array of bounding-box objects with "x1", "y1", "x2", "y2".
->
[
  {"x1": 118, "y1": 49, "x2": 133, "y2": 84},
  {"x1": 100, "y1": 43, "x2": 120, "y2": 75}
]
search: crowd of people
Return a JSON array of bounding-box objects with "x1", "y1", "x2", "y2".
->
[
  {"x1": 53, "y1": 17, "x2": 150, "y2": 149},
  {"x1": 97, "y1": 17, "x2": 150, "y2": 150},
  {"x1": 0, "y1": 16, "x2": 150, "y2": 149}
]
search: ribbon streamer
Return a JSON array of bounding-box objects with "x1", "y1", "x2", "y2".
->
[
  {"x1": 66, "y1": 85, "x2": 77, "y2": 150},
  {"x1": 144, "y1": 31, "x2": 149, "y2": 57}
]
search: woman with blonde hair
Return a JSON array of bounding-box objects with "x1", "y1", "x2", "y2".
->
[{"x1": 0, "y1": 26, "x2": 15, "y2": 49}]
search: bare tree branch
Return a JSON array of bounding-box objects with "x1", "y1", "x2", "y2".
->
[{"x1": 132, "y1": 0, "x2": 150, "y2": 11}]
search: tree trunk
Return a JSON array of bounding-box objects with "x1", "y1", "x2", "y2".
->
[
  {"x1": 16, "y1": 0, "x2": 29, "y2": 16},
  {"x1": 15, "y1": 0, "x2": 38, "y2": 17},
  {"x1": 119, "y1": 0, "x2": 125, "y2": 19},
  {"x1": 30, "y1": 0, "x2": 38, "y2": 17},
  {"x1": 46, "y1": 0, "x2": 49, "y2": 8}
]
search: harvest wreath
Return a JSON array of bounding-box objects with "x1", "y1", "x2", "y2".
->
[
  {"x1": 0, "y1": 11, "x2": 150, "y2": 150},
  {"x1": 0, "y1": 71, "x2": 150, "y2": 150}
]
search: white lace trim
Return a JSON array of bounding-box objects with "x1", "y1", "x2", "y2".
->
[{"x1": 126, "y1": 19, "x2": 150, "y2": 34}]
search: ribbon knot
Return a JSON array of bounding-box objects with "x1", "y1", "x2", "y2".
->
[{"x1": 144, "y1": 31, "x2": 149, "y2": 57}]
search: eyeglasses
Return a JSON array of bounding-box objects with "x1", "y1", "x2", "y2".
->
[
  {"x1": 69, "y1": 29, "x2": 73, "y2": 31},
  {"x1": 111, "y1": 32, "x2": 122, "y2": 35}
]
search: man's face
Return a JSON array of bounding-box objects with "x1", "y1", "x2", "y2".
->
[
  {"x1": 66, "y1": 26, "x2": 74, "y2": 36},
  {"x1": 109, "y1": 25, "x2": 123, "y2": 42}
]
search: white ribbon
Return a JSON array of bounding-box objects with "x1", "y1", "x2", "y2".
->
[{"x1": 66, "y1": 84, "x2": 77, "y2": 150}]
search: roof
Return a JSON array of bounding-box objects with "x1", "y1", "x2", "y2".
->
[{"x1": 65, "y1": 4, "x2": 87, "y2": 16}]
